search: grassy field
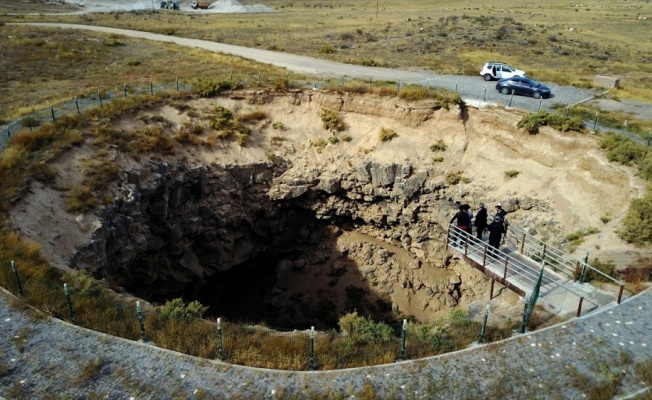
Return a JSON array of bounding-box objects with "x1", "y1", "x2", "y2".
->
[{"x1": 0, "y1": 0, "x2": 651, "y2": 120}]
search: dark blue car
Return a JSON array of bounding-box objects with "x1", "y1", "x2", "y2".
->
[{"x1": 496, "y1": 77, "x2": 552, "y2": 99}]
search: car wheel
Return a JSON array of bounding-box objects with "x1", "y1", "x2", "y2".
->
[
  {"x1": 533, "y1": 91, "x2": 542, "y2": 99},
  {"x1": 483, "y1": 74, "x2": 492, "y2": 81},
  {"x1": 500, "y1": 87, "x2": 510, "y2": 95}
]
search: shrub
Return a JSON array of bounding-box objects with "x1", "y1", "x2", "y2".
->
[
  {"x1": 618, "y1": 187, "x2": 652, "y2": 245},
  {"x1": 67, "y1": 271, "x2": 105, "y2": 297},
  {"x1": 320, "y1": 109, "x2": 346, "y2": 132},
  {"x1": 194, "y1": 78, "x2": 234, "y2": 97},
  {"x1": 272, "y1": 121, "x2": 285, "y2": 130},
  {"x1": 310, "y1": 137, "x2": 327, "y2": 153},
  {"x1": 517, "y1": 111, "x2": 584, "y2": 134},
  {"x1": 565, "y1": 227, "x2": 599, "y2": 247},
  {"x1": 338, "y1": 311, "x2": 394, "y2": 344},
  {"x1": 340, "y1": 134, "x2": 352, "y2": 142},
  {"x1": 504, "y1": 170, "x2": 520, "y2": 178},
  {"x1": 328, "y1": 136, "x2": 339, "y2": 145},
  {"x1": 432, "y1": 156, "x2": 444, "y2": 163},
  {"x1": 379, "y1": 127, "x2": 397, "y2": 142},
  {"x1": 159, "y1": 298, "x2": 208, "y2": 321},
  {"x1": 319, "y1": 45, "x2": 335, "y2": 54},
  {"x1": 598, "y1": 133, "x2": 647, "y2": 166},
  {"x1": 430, "y1": 140, "x2": 447, "y2": 152},
  {"x1": 445, "y1": 171, "x2": 469, "y2": 185}
]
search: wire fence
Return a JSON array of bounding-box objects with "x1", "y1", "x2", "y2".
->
[
  {"x1": 0, "y1": 257, "x2": 544, "y2": 371},
  {"x1": 3, "y1": 72, "x2": 650, "y2": 153}
]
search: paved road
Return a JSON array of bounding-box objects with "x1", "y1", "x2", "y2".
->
[{"x1": 1, "y1": 286, "x2": 651, "y2": 399}]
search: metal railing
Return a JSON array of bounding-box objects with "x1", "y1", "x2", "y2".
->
[
  {"x1": 447, "y1": 225, "x2": 605, "y2": 317},
  {"x1": 505, "y1": 224, "x2": 626, "y2": 303}
]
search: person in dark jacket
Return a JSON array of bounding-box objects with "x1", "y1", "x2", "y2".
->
[
  {"x1": 494, "y1": 204, "x2": 507, "y2": 222},
  {"x1": 474, "y1": 203, "x2": 488, "y2": 240},
  {"x1": 450, "y1": 204, "x2": 471, "y2": 246},
  {"x1": 487, "y1": 216, "x2": 505, "y2": 257}
]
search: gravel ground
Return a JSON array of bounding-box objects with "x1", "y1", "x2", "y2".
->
[{"x1": 1, "y1": 286, "x2": 651, "y2": 399}]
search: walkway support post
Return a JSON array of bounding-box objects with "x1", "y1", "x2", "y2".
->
[
  {"x1": 479, "y1": 304, "x2": 490, "y2": 343},
  {"x1": 576, "y1": 297, "x2": 584, "y2": 317},
  {"x1": 618, "y1": 285, "x2": 624, "y2": 304},
  {"x1": 10, "y1": 261, "x2": 23, "y2": 296},
  {"x1": 217, "y1": 318, "x2": 224, "y2": 361},
  {"x1": 489, "y1": 279, "x2": 495, "y2": 300},
  {"x1": 64, "y1": 283, "x2": 75, "y2": 323},
  {"x1": 520, "y1": 233, "x2": 526, "y2": 253},
  {"x1": 400, "y1": 319, "x2": 408, "y2": 360}
]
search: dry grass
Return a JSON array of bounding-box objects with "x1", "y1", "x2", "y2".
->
[{"x1": 1, "y1": 0, "x2": 650, "y2": 104}]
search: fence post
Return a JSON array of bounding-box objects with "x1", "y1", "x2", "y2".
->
[
  {"x1": 483, "y1": 86, "x2": 487, "y2": 101},
  {"x1": 64, "y1": 283, "x2": 75, "y2": 323},
  {"x1": 150, "y1": 81, "x2": 154, "y2": 95},
  {"x1": 50, "y1": 106, "x2": 56, "y2": 122},
  {"x1": 520, "y1": 233, "x2": 526, "y2": 253},
  {"x1": 369, "y1": 77, "x2": 373, "y2": 88},
  {"x1": 400, "y1": 319, "x2": 407, "y2": 360},
  {"x1": 537, "y1": 97, "x2": 542, "y2": 111},
  {"x1": 617, "y1": 285, "x2": 624, "y2": 304},
  {"x1": 576, "y1": 296, "x2": 584, "y2": 317},
  {"x1": 580, "y1": 250, "x2": 589, "y2": 284},
  {"x1": 341, "y1": 76, "x2": 344, "y2": 89},
  {"x1": 309, "y1": 326, "x2": 315, "y2": 371},
  {"x1": 648, "y1": 132, "x2": 652, "y2": 147},
  {"x1": 10, "y1": 261, "x2": 23, "y2": 296},
  {"x1": 75, "y1": 97, "x2": 80, "y2": 115},
  {"x1": 176, "y1": 76, "x2": 179, "y2": 92},
  {"x1": 258, "y1": 71, "x2": 261, "y2": 86},
  {"x1": 397, "y1": 78, "x2": 401, "y2": 92},
  {"x1": 479, "y1": 304, "x2": 490, "y2": 343},
  {"x1": 593, "y1": 112, "x2": 599, "y2": 131},
  {"x1": 27, "y1": 115, "x2": 32, "y2": 132},
  {"x1": 455, "y1": 82, "x2": 458, "y2": 92},
  {"x1": 124, "y1": 84, "x2": 127, "y2": 97},
  {"x1": 565, "y1": 104, "x2": 570, "y2": 118},
  {"x1": 622, "y1": 120, "x2": 627, "y2": 135},
  {"x1": 508, "y1": 92, "x2": 514, "y2": 107},
  {"x1": 520, "y1": 301, "x2": 529, "y2": 334},
  {"x1": 136, "y1": 301, "x2": 147, "y2": 342},
  {"x1": 6, "y1": 127, "x2": 10, "y2": 139},
  {"x1": 217, "y1": 317, "x2": 224, "y2": 361},
  {"x1": 98, "y1": 90, "x2": 103, "y2": 108}
]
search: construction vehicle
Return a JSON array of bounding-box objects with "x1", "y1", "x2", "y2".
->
[
  {"x1": 190, "y1": 1, "x2": 210, "y2": 9},
  {"x1": 160, "y1": 0, "x2": 180, "y2": 9}
]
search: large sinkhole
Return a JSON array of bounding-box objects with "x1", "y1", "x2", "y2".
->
[{"x1": 73, "y1": 162, "x2": 476, "y2": 329}]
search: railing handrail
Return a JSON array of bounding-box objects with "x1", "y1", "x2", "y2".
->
[
  {"x1": 505, "y1": 224, "x2": 625, "y2": 288},
  {"x1": 448, "y1": 226, "x2": 575, "y2": 294},
  {"x1": 447, "y1": 225, "x2": 601, "y2": 307}
]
